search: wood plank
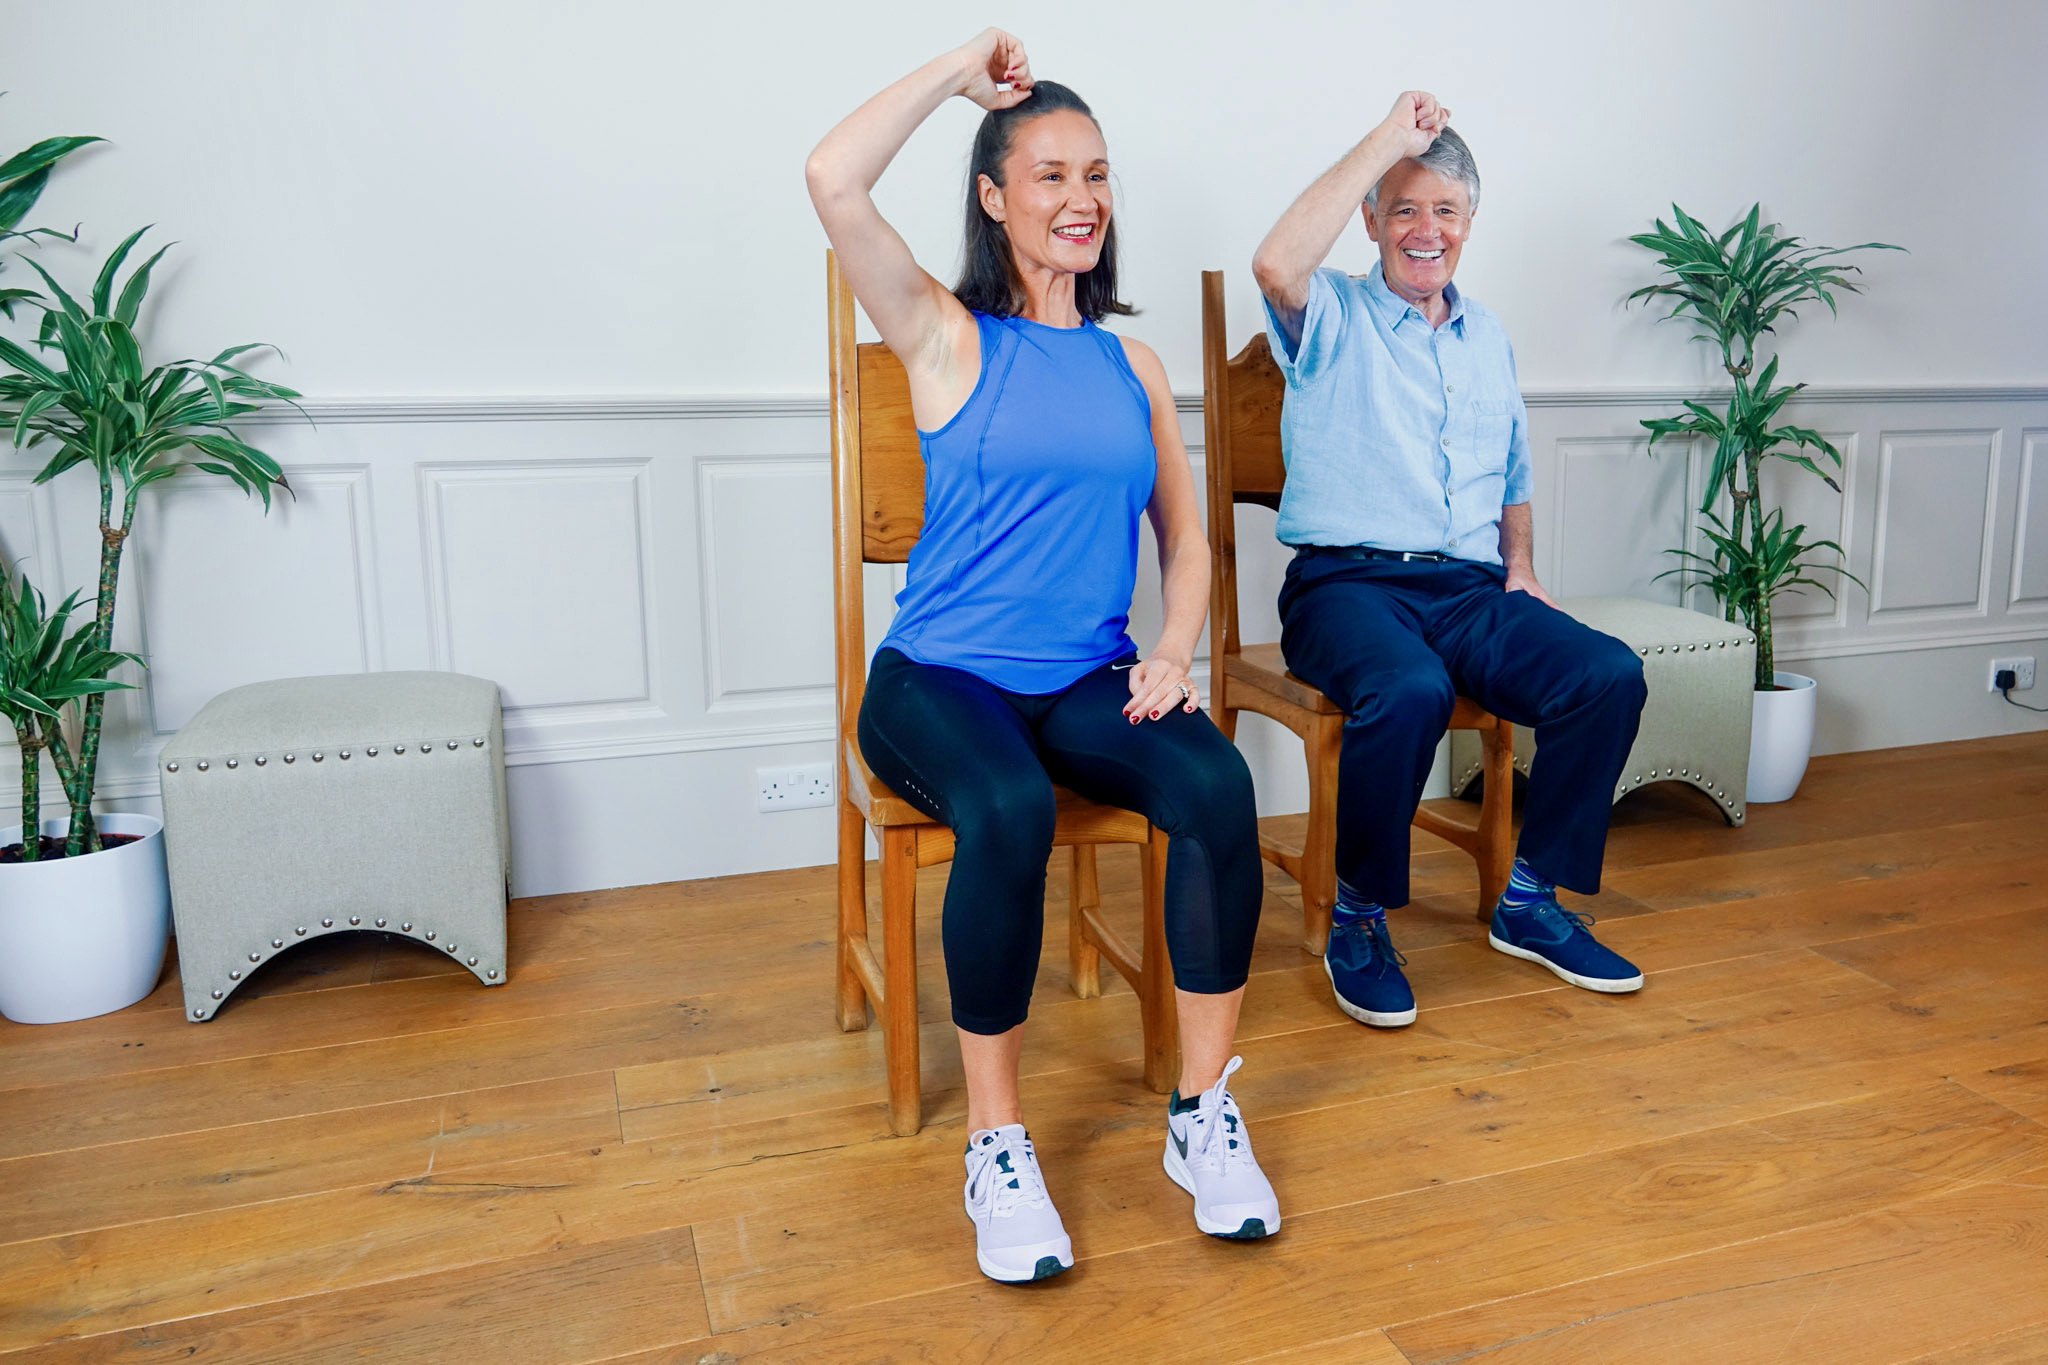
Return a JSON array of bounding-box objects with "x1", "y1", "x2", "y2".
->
[
  {"x1": 1602, "y1": 811, "x2": 2048, "y2": 912},
  {"x1": 0, "y1": 991, "x2": 789, "y2": 1159},
  {"x1": 1811, "y1": 904, "x2": 2048, "y2": 994},
  {"x1": 1964, "y1": 1052, "x2": 2048, "y2": 1128},
  {"x1": 0, "y1": 1072, "x2": 619, "y2": 1245},
  {"x1": 638, "y1": 1084, "x2": 2048, "y2": 1359},
  {"x1": 7, "y1": 1226, "x2": 708, "y2": 1365},
  {"x1": 1246, "y1": 1329, "x2": 1414, "y2": 1364},
  {"x1": 1, "y1": 735, "x2": 2044, "y2": 1359},
  {"x1": 678, "y1": 959, "x2": 1927, "y2": 1335},
  {"x1": 1898, "y1": 1320, "x2": 2048, "y2": 1364},
  {"x1": 1385, "y1": 1176, "x2": 2048, "y2": 1364},
  {"x1": 0, "y1": 948, "x2": 1907, "y2": 1353}
]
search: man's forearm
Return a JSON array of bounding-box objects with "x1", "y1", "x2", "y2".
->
[
  {"x1": 1500, "y1": 502, "x2": 1536, "y2": 576},
  {"x1": 1252, "y1": 125, "x2": 1409, "y2": 326}
]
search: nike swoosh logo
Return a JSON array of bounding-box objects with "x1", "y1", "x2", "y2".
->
[
  {"x1": 1170, "y1": 1127, "x2": 1188, "y2": 1159},
  {"x1": 1110, "y1": 663, "x2": 1137, "y2": 671}
]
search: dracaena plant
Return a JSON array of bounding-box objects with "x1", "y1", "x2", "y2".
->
[
  {"x1": 1628, "y1": 204, "x2": 1899, "y2": 689},
  {"x1": 1655, "y1": 506, "x2": 1855, "y2": 653},
  {"x1": 0, "y1": 567, "x2": 137, "y2": 860},
  {"x1": 0, "y1": 109, "x2": 101, "y2": 320},
  {"x1": 0, "y1": 228, "x2": 298, "y2": 855}
]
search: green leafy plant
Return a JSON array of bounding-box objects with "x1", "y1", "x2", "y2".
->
[
  {"x1": 0, "y1": 108, "x2": 101, "y2": 319},
  {"x1": 1629, "y1": 204, "x2": 1900, "y2": 689},
  {"x1": 0, "y1": 567, "x2": 137, "y2": 859},
  {"x1": 0, "y1": 228, "x2": 298, "y2": 855},
  {"x1": 1654, "y1": 506, "x2": 1854, "y2": 651}
]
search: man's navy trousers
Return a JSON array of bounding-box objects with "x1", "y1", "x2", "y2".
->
[{"x1": 1277, "y1": 549, "x2": 1647, "y2": 908}]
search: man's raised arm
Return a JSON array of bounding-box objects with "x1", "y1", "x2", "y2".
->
[{"x1": 1251, "y1": 91, "x2": 1450, "y2": 347}]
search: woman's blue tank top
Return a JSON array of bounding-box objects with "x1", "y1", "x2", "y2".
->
[{"x1": 878, "y1": 311, "x2": 1158, "y2": 695}]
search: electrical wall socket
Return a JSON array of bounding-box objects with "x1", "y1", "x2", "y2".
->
[
  {"x1": 758, "y1": 762, "x2": 834, "y2": 812},
  {"x1": 1989, "y1": 656, "x2": 2036, "y2": 692}
]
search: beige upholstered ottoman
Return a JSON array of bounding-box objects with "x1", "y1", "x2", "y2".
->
[
  {"x1": 161, "y1": 672, "x2": 510, "y2": 1021},
  {"x1": 1450, "y1": 596, "x2": 1755, "y2": 826}
]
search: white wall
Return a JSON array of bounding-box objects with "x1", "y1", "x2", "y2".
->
[
  {"x1": 2, "y1": 1, "x2": 2044, "y2": 894},
  {"x1": 9, "y1": 1, "x2": 2047, "y2": 393}
]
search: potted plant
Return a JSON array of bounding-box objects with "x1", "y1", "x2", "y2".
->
[
  {"x1": 0, "y1": 192, "x2": 296, "y2": 1020},
  {"x1": 1628, "y1": 205, "x2": 1899, "y2": 803},
  {"x1": 0, "y1": 568, "x2": 165, "y2": 1022}
]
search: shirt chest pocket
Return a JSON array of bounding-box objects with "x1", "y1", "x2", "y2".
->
[{"x1": 1471, "y1": 399, "x2": 1515, "y2": 473}]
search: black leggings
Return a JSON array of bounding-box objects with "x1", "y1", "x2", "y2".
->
[{"x1": 858, "y1": 647, "x2": 1264, "y2": 1035}]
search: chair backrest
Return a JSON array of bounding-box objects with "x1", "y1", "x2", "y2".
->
[
  {"x1": 1200, "y1": 268, "x2": 1289, "y2": 667},
  {"x1": 829, "y1": 249, "x2": 930, "y2": 741}
]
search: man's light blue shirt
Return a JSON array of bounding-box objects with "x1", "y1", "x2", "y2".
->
[{"x1": 1261, "y1": 263, "x2": 1532, "y2": 566}]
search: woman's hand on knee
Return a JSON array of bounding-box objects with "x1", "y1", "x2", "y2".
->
[{"x1": 1124, "y1": 655, "x2": 1199, "y2": 723}]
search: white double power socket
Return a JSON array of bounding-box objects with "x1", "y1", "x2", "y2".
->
[
  {"x1": 758, "y1": 762, "x2": 835, "y2": 813},
  {"x1": 1989, "y1": 656, "x2": 2037, "y2": 693}
]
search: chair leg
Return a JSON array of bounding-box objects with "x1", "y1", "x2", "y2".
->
[
  {"x1": 1215, "y1": 701, "x2": 1238, "y2": 742},
  {"x1": 879, "y1": 826, "x2": 922, "y2": 1136},
  {"x1": 836, "y1": 798, "x2": 870, "y2": 1032},
  {"x1": 1475, "y1": 722, "x2": 1515, "y2": 924},
  {"x1": 1067, "y1": 845, "x2": 1102, "y2": 999},
  {"x1": 1137, "y1": 824, "x2": 1178, "y2": 1094},
  {"x1": 1301, "y1": 714, "x2": 1343, "y2": 956}
]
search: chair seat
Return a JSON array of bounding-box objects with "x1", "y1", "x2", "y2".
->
[
  {"x1": 1227, "y1": 642, "x2": 1499, "y2": 730},
  {"x1": 1226, "y1": 644, "x2": 1342, "y2": 715}
]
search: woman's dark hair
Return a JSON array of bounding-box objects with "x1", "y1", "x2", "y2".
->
[{"x1": 954, "y1": 81, "x2": 1134, "y2": 322}]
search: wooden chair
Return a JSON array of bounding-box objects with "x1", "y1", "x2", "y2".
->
[
  {"x1": 829, "y1": 251, "x2": 1178, "y2": 1136},
  {"x1": 1200, "y1": 269, "x2": 1515, "y2": 954}
]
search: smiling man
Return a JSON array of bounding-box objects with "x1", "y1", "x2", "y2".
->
[{"x1": 1250, "y1": 91, "x2": 1648, "y2": 1029}]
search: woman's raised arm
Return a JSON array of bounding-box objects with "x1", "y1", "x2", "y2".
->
[{"x1": 805, "y1": 31, "x2": 1032, "y2": 387}]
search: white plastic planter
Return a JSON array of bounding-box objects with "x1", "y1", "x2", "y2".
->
[
  {"x1": 1746, "y1": 671, "x2": 1818, "y2": 804},
  {"x1": 0, "y1": 812, "x2": 171, "y2": 1024}
]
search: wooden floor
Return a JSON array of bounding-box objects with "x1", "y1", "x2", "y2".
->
[{"x1": 2, "y1": 735, "x2": 2047, "y2": 1363}]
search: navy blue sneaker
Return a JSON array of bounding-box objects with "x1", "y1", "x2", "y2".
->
[
  {"x1": 1324, "y1": 915, "x2": 1417, "y2": 1027},
  {"x1": 1489, "y1": 897, "x2": 1643, "y2": 993}
]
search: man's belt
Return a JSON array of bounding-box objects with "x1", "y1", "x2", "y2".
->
[{"x1": 1294, "y1": 544, "x2": 1460, "y2": 564}]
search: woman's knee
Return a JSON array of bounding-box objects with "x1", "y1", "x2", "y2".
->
[{"x1": 951, "y1": 770, "x2": 1057, "y2": 861}]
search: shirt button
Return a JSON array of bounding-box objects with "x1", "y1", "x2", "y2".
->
[
  {"x1": 1441, "y1": 437, "x2": 1450, "y2": 448},
  {"x1": 1445, "y1": 383, "x2": 1455, "y2": 393}
]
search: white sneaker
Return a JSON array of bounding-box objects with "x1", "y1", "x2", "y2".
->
[
  {"x1": 1163, "y1": 1056, "x2": 1281, "y2": 1239},
  {"x1": 963, "y1": 1124, "x2": 1073, "y2": 1282}
]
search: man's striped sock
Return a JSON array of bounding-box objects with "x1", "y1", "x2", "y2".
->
[
  {"x1": 1333, "y1": 879, "x2": 1385, "y2": 927},
  {"x1": 1498, "y1": 857, "x2": 1554, "y2": 913}
]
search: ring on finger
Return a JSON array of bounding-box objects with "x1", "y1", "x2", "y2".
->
[{"x1": 1176, "y1": 681, "x2": 1190, "y2": 701}]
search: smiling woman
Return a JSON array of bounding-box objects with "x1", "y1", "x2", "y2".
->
[
  {"x1": 954, "y1": 82, "x2": 1133, "y2": 324},
  {"x1": 804, "y1": 28, "x2": 1281, "y2": 1286}
]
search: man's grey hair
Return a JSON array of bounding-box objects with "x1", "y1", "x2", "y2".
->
[{"x1": 1365, "y1": 126, "x2": 1480, "y2": 214}]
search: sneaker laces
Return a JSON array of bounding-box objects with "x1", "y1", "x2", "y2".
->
[
  {"x1": 964, "y1": 1130, "x2": 1051, "y2": 1221},
  {"x1": 1524, "y1": 897, "x2": 1598, "y2": 942},
  {"x1": 1331, "y1": 915, "x2": 1407, "y2": 975},
  {"x1": 1185, "y1": 1056, "x2": 1255, "y2": 1175}
]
